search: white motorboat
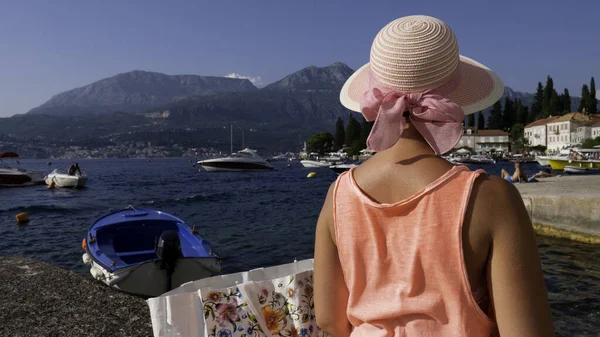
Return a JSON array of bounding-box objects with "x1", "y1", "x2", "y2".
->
[
  {"x1": 197, "y1": 148, "x2": 274, "y2": 172},
  {"x1": 300, "y1": 160, "x2": 332, "y2": 168},
  {"x1": 0, "y1": 152, "x2": 44, "y2": 187},
  {"x1": 564, "y1": 166, "x2": 600, "y2": 174},
  {"x1": 536, "y1": 149, "x2": 570, "y2": 166},
  {"x1": 330, "y1": 163, "x2": 359, "y2": 174},
  {"x1": 44, "y1": 169, "x2": 88, "y2": 188}
]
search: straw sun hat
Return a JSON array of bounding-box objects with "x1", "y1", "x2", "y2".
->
[{"x1": 340, "y1": 15, "x2": 504, "y2": 154}]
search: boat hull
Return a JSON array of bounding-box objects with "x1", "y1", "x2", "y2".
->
[
  {"x1": 547, "y1": 159, "x2": 600, "y2": 170},
  {"x1": 199, "y1": 162, "x2": 274, "y2": 172},
  {"x1": 0, "y1": 170, "x2": 44, "y2": 187},
  {"x1": 300, "y1": 160, "x2": 331, "y2": 168},
  {"x1": 329, "y1": 164, "x2": 358, "y2": 174},
  {"x1": 45, "y1": 173, "x2": 88, "y2": 188},
  {"x1": 85, "y1": 255, "x2": 221, "y2": 297}
]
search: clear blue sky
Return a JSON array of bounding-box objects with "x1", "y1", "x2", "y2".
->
[{"x1": 1, "y1": 0, "x2": 598, "y2": 117}]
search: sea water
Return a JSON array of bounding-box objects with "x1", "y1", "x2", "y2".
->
[{"x1": 0, "y1": 158, "x2": 597, "y2": 336}]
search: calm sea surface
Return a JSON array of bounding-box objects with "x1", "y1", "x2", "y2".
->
[{"x1": 0, "y1": 158, "x2": 598, "y2": 336}]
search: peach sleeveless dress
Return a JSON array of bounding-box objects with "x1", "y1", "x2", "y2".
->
[{"x1": 333, "y1": 166, "x2": 496, "y2": 336}]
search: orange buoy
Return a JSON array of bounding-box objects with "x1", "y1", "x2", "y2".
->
[
  {"x1": 82, "y1": 238, "x2": 87, "y2": 251},
  {"x1": 16, "y1": 212, "x2": 29, "y2": 224},
  {"x1": 47, "y1": 181, "x2": 56, "y2": 189}
]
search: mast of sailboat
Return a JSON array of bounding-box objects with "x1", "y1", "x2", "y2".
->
[
  {"x1": 230, "y1": 124, "x2": 233, "y2": 155},
  {"x1": 242, "y1": 129, "x2": 245, "y2": 149}
]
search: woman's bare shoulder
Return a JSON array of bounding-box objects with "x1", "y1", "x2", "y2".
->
[{"x1": 469, "y1": 173, "x2": 529, "y2": 232}]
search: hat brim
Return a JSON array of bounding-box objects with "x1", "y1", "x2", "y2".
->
[{"x1": 339, "y1": 55, "x2": 504, "y2": 115}]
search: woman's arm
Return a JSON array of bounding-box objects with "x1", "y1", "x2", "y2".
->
[
  {"x1": 314, "y1": 183, "x2": 352, "y2": 337},
  {"x1": 476, "y1": 176, "x2": 555, "y2": 336}
]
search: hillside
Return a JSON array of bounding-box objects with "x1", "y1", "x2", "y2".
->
[{"x1": 26, "y1": 70, "x2": 258, "y2": 116}]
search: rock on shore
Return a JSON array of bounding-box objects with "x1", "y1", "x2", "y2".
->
[{"x1": 0, "y1": 256, "x2": 152, "y2": 337}]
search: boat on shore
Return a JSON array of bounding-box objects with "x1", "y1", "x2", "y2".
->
[
  {"x1": 44, "y1": 169, "x2": 88, "y2": 188},
  {"x1": 546, "y1": 149, "x2": 600, "y2": 170},
  {"x1": 82, "y1": 207, "x2": 221, "y2": 297},
  {"x1": 564, "y1": 166, "x2": 600, "y2": 174},
  {"x1": 0, "y1": 152, "x2": 44, "y2": 187},
  {"x1": 198, "y1": 148, "x2": 274, "y2": 172},
  {"x1": 536, "y1": 149, "x2": 571, "y2": 166}
]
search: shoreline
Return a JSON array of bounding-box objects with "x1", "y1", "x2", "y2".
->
[
  {"x1": 0, "y1": 256, "x2": 152, "y2": 336},
  {"x1": 516, "y1": 175, "x2": 600, "y2": 244}
]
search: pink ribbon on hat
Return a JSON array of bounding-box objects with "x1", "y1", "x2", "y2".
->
[{"x1": 360, "y1": 71, "x2": 465, "y2": 155}]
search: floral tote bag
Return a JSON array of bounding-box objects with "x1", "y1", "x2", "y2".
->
[{"x1": 201, "y1": 269, "x2": 330, "y2": 337}]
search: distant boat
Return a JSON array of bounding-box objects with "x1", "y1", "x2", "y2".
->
[
  {"x1": 564, "y1": 166, "x2": 600, "y2": 175},
  {"x1": 44, "y1": 169, "x2": 88, "y2": 188},
  {"x1": 197, "y1": 148, "x2": 274, "y2": 172},
  {"x1": 82, "y1": 207, "x2": 221, "y2": 297},
  {"x1": 300, "y1": 160, "x2": 331, "y2": 168},
  {"x1": 546, "y1": 148, "x2": 600, "y2": 170},
  {"x1": 454, "y1": 155, "x2": 496, "y2": 165},
  {"x1": 536, "y1": 149, "x2": 570, "y2": 166},
  {"x1": 330, "y1": 163, "x2": 359, "y2": 174},
  {"x1": 0, "y1": 152, "x2": 44, "y2": 187},
  {"x1": 267, "y1": 152, "x2": 297, "y2": 162}
]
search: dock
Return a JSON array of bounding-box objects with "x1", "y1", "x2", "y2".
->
[
  {"x1": 0, "y1": 256, "x2": 152, "y2": 337},
  {"x1": 516, "y1": 175, "x2": 600, "y2": 244}
]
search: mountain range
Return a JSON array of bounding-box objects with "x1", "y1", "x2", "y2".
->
[
  {"x1": 1, "y1": 63, "x2": 596, "y2": 152},
  {"x1": 26, "y1": 71, "x2": 258, "y2": 116}
]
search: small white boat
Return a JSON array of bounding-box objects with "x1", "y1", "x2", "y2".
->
[
  {"x1": 564, "y1": 166, "x2": 600, "y2": 174},
  {"x1": 330, "y1": 163, "x2": 359, "y2": 174},
  {"x1": 300, "y1": 160, "x2": 332, "y2": 168},
  {"x1": 44, "y1": 169, "x2": 88, "y2": 188}
]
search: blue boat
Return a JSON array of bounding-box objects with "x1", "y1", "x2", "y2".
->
[{"x1": 82, "y1": 207, "x2": 221, "y2": 297}]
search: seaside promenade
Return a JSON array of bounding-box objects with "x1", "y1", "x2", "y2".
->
[{"x1": 516, "y1": 175, "x2": 600, "y2": 243}]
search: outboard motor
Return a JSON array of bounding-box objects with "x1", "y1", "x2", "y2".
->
[{"x1": 155, "y1": 230, "x2": 182, "y2": 292}]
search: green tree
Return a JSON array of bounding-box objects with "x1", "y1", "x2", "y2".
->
[
  {"x1": 542, "y1": 76, "x2": 556, "y2": 118},
  {"x1": 509, "y1": 123, "x2": 526, "y2": 151},
  {"x1": 477, "y1": 111, "x2": 485, "y2": 129},
  {"x1": 530, "y1": 82, "x2": 544, "y2": 121},
  {"x1": 359, "y1": 118, "x2": 374, "y2": 149},
  {"x1": 541, "y1": 76, "x2": 554, "y2": 118},
  {"x1": 515, "y1": 99, "x2": 525, "y2": 124},
  {"x1": 522, "y1": 106, "x2": 530, "y2": 126},
  {"x1": 334, "y1": 117, "x2": 345, "y2": 150},
  {"x1": 345, "y1": 114, "x2": 361, "y2": 147},
  {"x1": 582, "y1": 137, "x2": 600, "y2": 149},
  {"x1": 549, "y1": 90, "x2": 558, "y2": 116},
  {"x1": 306, "y1": 132, "x2": 334, "y2": 156},
  {"x1": 589, "y1": 77, "x2": 597, "y2": 114},
  {"x1": 502, "y1": 97, "x2": 514, "y2": 129},
  {"x1": 467, "y1": 114, "x2": 475, "y2": 127},
  {"x1": 487, "y1": 100, "x2": 503, "y2": 129},
  {"x1": 579, "y1": 84, "x2": 591, "y2": 113},
  {"x1": 562, "y1": 88, "x2": 571, "y2": 114}
]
